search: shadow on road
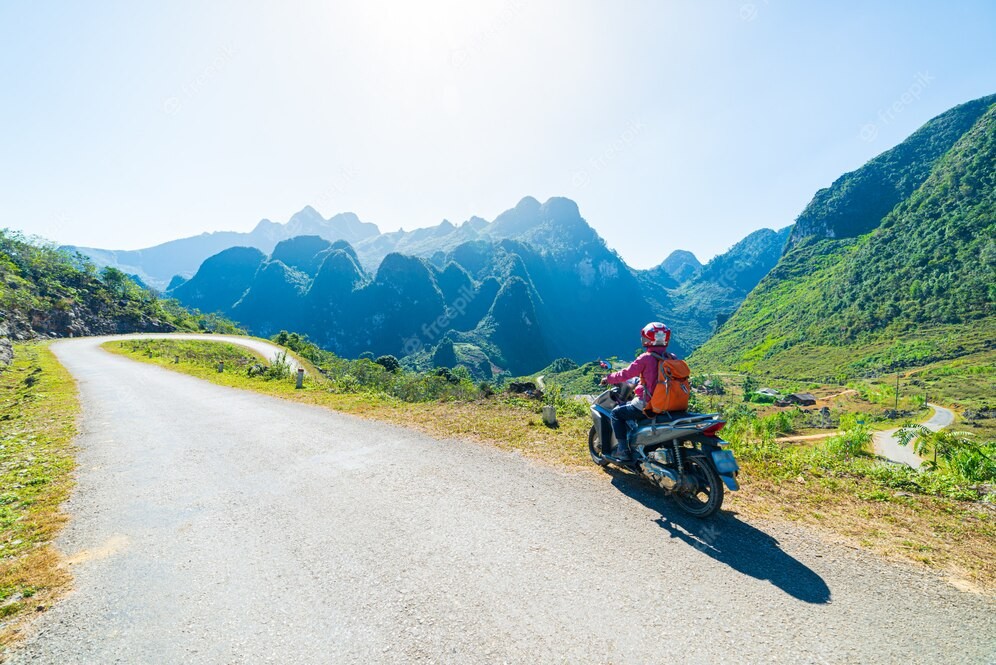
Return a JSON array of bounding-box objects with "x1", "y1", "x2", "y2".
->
[{"x1": 606, "y1": 469, "x2": 831, "y2": 604}]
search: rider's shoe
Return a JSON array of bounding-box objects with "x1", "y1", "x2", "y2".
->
[{"x1": 607, "y1": 444, "x2": 633, "y2": 463}]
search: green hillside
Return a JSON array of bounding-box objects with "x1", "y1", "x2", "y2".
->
[
  {"x1": 662, "y1": 226, "x2": 791, "y2": 349},
  {"x1": 0, "y1": 230, "x2": 242, "y2": 353},
  {"x1": 692, "y1": 97, "x2": 996, "y2": 380},
  {"x1": 787, "y1": 93, "x2": 996, "y2": 247}
]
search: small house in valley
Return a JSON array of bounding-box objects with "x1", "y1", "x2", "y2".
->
[{"x1": 775, "y1": 392, "x2": 818, "y2": 407}]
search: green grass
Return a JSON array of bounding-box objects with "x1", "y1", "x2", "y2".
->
[
  {"x1": 0, "y1": 344, "x2": 78, "y2": 645},
  {"x1": 110, "y1": 338, "x2": 270, "y2": 375}
]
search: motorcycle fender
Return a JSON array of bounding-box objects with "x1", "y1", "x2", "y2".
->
[
  {"x1": 711, "y1": 449, "x2": 740, "y2": 475},
  {"x1": 711, "y1": 450, "x2": 740, "y2": 491},
  {"x1": 719, "y1": 473, "x2": 740, "y2": 491}
]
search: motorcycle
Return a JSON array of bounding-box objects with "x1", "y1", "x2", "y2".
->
[{"x1": 589, "y1": 381, "x2": 740, "y2": 517}]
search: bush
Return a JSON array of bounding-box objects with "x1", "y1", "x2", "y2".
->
[
  {"x1": 542, "y1": 380, "x2": 588, "y2": 419},
  {"x1": 546, "y1": 358, "x2": 579, "y2": 373},
  {"x1": 821, "y1": 425, "x2": 871, "y2": 461},
  {"x1": 374, "y1": 355, "x2": 401, "y2": 372},
  {"x1": 897, "y1": 426, "x2": 996, "y2": 482},
  {"x1": 263, "y1": 352, "x2": 293, "y2": 380}
]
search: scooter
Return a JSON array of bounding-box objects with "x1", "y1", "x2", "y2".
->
[{"x1": 589, "y1": 381, "x2": 740, "y2": 517}]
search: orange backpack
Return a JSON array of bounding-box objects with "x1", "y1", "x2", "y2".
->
[{"x1": 646, "y1": 356, "x2": 691, "y2": 414}]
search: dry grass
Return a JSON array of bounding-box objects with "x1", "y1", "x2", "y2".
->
[
  {"x1": 0, "y1": 343, "x2": 78, "y2": 648},
  {"x1": 104, "y1": 340, "x2": 996, "y2": 593},
  {"x1": 725, "y1": 473, "x2": 995, "y2": 591}
]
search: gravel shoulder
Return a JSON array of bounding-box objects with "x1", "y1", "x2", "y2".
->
[{"x1": 6, "y1": 338, "x2": 995, "y2": 664}]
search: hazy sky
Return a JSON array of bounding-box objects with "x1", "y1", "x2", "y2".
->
[{"x1": 2, "y1": 1, "x2": 995, "y2": 267}]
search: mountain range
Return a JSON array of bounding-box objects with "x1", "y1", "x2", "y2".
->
[
  {"x1": 164, "y1": 196, "x2": 784, "y2": 376},
  {"x1": 65, "y1": 209, "x2": 380, "y2": 289},
  {"x1": 66, "y1": 92, "x2": 996, "y2": 380}
]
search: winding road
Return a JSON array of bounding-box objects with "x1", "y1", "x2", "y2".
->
[
  {"x1": 873, "y1": 404, "x2": 956, "y2": 469},
  {"x1": 7, "y1": 337, "x2": 995, "y2": 663}
]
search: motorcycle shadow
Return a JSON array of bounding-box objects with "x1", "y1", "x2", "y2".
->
[{"x1": 606, "y1": 468, "x2": 831, "y2": 604}]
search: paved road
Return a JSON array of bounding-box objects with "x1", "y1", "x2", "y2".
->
[
  {"x1": 7, "y1": 338, "x2": 995, "y2": 664},
  {"x1": 873, "y1": 404, "x2": 956, "y2": 469}
]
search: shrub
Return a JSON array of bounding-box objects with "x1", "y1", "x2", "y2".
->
[
  {"x1": 263, "y1": 352, "x2": 293, "y2": 380},
  {"x1": 821, "y1": 425, "x2": 871, "y2": 461},
  {"x1": 374, "y1": 355, "x2": 401, "y2": 372},
  {"x1": 541, "y1": 380, "x2": 588, "y2": 419}
]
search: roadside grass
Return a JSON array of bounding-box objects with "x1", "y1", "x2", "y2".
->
[
  {"x1": 105, "y1": 339, "x2": 996, "y2": 591},
  {"x1": 0, "y1": 344, "x2": 78, "y2": 647},
  {"x1": 111, "y1": 338, "x2": 270, "y2": 375}
]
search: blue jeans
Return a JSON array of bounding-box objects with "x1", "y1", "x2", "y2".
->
[{"x1": 610, "y1": 402, "x2": 645, "y2": 451}]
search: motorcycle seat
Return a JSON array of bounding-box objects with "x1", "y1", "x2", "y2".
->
[{"x1": 635, "y1": 411, "x2": 688, "y2": 427}]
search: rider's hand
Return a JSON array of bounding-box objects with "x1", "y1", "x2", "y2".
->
[{"x1": 600, "y1": 377, "x2": 608, "y2": 386}]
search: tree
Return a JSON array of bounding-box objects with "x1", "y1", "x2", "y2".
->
[
  {"x1": 741, "y1": 374, "x2": 757, "y2": 402},
  {"x1": 374, "y1": 355, "x2": 401, "y2": 372},
  {"x1": 896, "y1": 425, "x2": 994, "y2": 480}
]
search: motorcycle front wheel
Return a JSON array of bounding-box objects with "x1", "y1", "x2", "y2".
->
[
  {"x1": 672, "y1": 454, "x2": 724, "y2": 517},
  {"x1": 588, "y1": 426, "x2": 609, "y2": 467}
]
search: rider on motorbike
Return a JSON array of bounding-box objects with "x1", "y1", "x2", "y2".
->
[{"x1": 599, "y1": 322, "x2": 677, "y2": 462}]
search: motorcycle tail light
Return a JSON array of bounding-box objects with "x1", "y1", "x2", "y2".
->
[{"x1": 702, "y1": 422, "x2": 726, "y2": 437}]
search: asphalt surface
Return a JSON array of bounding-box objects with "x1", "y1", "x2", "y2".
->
[
  {"x1": 873, "y1": 404, "x2": 956, "y2": 469},
  {"x1": 7, "y1": 338, "x2": 995, "y2": 664}
]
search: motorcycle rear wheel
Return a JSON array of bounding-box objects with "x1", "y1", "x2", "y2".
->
[
  {"x1": 672, "y1": 454, "x2": 724, "y2": 517},
  {"x1": 588, "y1": 426, "x2": 609, "y2": 466}
]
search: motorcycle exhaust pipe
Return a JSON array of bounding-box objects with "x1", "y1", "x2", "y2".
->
[{"x1": 641, "y1": 460, "x2": 679, "y2": 490}]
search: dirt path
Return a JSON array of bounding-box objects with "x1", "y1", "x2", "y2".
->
[{"x1": 775, "y1": 432, "x2": 843, "y2": 443}]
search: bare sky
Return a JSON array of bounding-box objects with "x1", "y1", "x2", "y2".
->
[{"x1": 2, "y1": 1, "x2": 994, "y2": 267}]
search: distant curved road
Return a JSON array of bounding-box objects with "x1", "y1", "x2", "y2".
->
[
  {"x1": 7, "y1": 339, "x2": 994, "y2": 663},
  {"x1": 873, "y1": 404, "x2": 956, "y2": 469}
]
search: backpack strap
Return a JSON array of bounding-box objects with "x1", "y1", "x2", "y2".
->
[{"x1": 650, "y1": 352, "x2": 673, "y2": 380}]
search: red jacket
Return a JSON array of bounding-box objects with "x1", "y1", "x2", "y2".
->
[{"x1": 605, "y1": 347, "x2": 674, "y2": 400}]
